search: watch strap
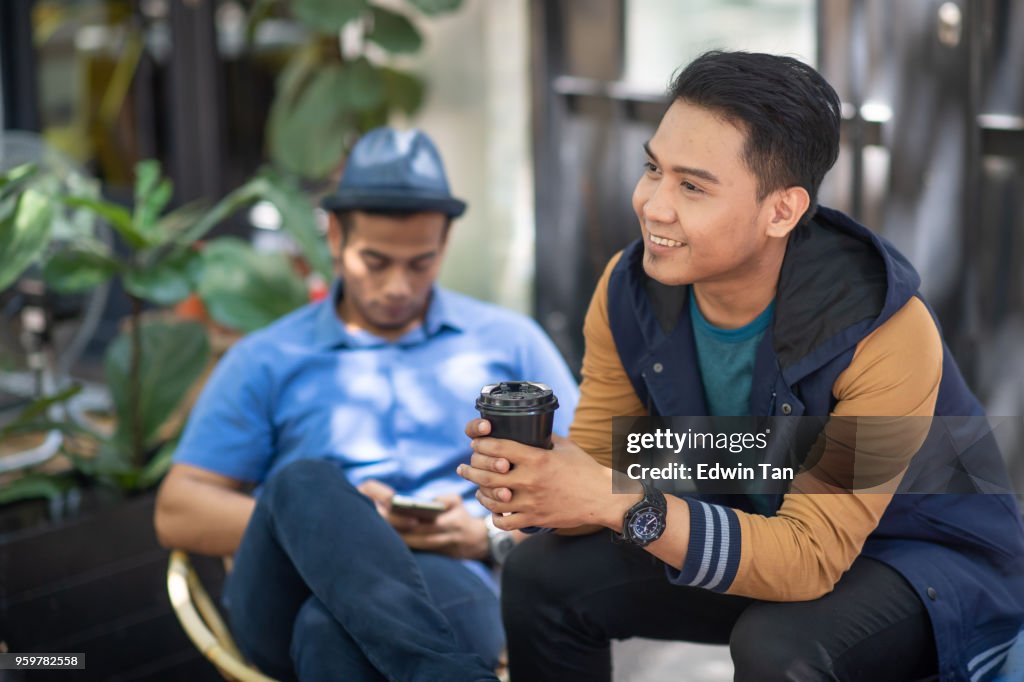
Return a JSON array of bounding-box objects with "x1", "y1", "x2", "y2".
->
[{"x1": 485, "y1": 514, "x2": 516, "y2": 565}]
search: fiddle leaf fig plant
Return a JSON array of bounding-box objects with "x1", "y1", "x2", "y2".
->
[
  {"x1": 261, "y1": 0, "x2": 462, "y2": 179},
  {"x1": 1, "y1": 159, "x2": 329, "y2": 497}
]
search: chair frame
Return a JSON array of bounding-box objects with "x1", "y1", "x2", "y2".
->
[
  {"x1": 168, "y1": 549, "x2": 511, "y2": 681},
  {"x1": 166, "y1": 550, "x2": 278, "y2": 682}
]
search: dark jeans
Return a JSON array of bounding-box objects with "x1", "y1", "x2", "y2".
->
[
  {"x1": 503, "y1": 531, "x2": 939, "y2": 682},
  {"x1": 224, "y1": 459, "x2": 501, "y2": 682}
]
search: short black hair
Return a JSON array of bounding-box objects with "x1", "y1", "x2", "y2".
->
[
  {"x1": 334, "y1": 209, "x2": 452, "y2": 241},
  {"x1": 668, "y1": 51, "x2": 841, "y2": 222}
]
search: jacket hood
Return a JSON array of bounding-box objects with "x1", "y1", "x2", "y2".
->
[{"x1": 773, "y1": 206, "x2": 922, "y2": 384}]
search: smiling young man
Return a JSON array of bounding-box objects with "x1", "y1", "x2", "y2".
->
[
  {"x1": 459, "y1": 52, "x2": 1024, "y2": 681},
  {"x1": 154, "y1": 127, "x2": 578, "y2": 681}
]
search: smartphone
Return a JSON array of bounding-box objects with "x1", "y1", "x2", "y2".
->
[{"x1": 391, "y1": 495, "x2": 446, "y2": 521}]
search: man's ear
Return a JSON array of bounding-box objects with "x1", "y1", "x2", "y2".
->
[
  {"x1": 764, "y1": 186, "x2": 811, "y2": 238},
  {"x1": 326, "y1": 212, "x2": 343, "y2": 262}
]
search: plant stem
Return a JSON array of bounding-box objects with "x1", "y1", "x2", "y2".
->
[{"x1": 129, "y1": 295, "x2": 144, "y2": 468}]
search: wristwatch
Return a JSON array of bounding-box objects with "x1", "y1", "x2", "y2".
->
[
  {"x1": 485, "y1": 515, "x2": 517, "y2": 566},
  {"x1": 619, "y1": 481, "x2": 667, "y2": 546}
]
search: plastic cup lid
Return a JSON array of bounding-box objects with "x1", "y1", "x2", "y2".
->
[{"x1": 477, "y1": 381, "x2": 558, "y2": 410}]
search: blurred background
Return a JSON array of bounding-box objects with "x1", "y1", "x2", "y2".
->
[{"x1": 0, "y1": 0, "x2": 1022, "y2": 680}]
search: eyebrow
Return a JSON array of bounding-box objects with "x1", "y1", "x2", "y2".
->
[
  {"x1": 643, "y1": 142, "x2": 722, "y2": 185},
  {"x1": 360, "y1": 248, "x2": 438, "y2": 262}
]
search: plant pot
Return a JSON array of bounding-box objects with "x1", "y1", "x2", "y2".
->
[{"x1": 0, "y1": 490, "x2": 226, "y2": 681}]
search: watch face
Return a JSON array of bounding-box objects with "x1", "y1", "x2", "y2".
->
[
  {"x1": 491, "y1": 533, "x2": 517, "y2": 564},
  {"x1": 497, "y1": 535, "x2": 516, "y2": 554},
  {"x1": 629, "y1": 507, "x2": 664, "y2": 542}
]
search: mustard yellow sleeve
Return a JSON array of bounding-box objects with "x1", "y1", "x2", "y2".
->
[
  {"x1": 671, "y1": 297, "x2": 943, "y2": 601},
  {"x1": 569, "y1": 252, "x2": 647, "y2": 469}
]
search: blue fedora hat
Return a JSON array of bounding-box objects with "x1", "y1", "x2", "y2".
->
[{"x1": 320, "y1": 127, "x2": 466, "y2": 218}]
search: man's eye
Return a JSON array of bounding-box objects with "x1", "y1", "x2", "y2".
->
[
  {"x1": 682, "y1": 181, "x2": 704, "y2": 194},
  {"x1": 643, "y1": 161, "x2": 659, "y2": 174},
  {"x1": 365, "y1": 260, "x2": 387, "y2": 271}
]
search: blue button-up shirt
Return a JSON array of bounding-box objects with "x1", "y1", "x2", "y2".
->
[{"x1": 174, "y1": 283, "x2": 579, "y2": 517}]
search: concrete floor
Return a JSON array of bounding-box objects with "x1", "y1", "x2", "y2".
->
[{"x1": 612, "y1": 639, "x2": 733, "y2": 682}]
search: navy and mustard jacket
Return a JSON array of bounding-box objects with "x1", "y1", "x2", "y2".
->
[{"x1": 569, "y1": 206, "x2": 1024, "y2": 680}]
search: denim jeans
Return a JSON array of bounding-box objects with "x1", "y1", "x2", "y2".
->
[{"x1": 224, "y1": 459, "x2": 501, "y2": 682}]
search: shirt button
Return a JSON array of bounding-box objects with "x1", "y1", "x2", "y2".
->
[
  {"x1": 781, "y1": 403, "x2": 792, "y2": 415},
  {"x1": 652, "y1": 362, "x2": 664, "y2": 373},
  {"x1": 927, "y1": 587, "x2": 938, "y2": 601}
]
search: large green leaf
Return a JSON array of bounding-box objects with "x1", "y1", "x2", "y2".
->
[
  {"x1": 0, "y1": 163, "x2": 39, "y2": 193},
  {"x1": 381, "y1": 66, "x2": 425, "y2": 115},
  {"x1": 151, "y1": 201, "x2": 207, "y2": 242},
  {"x1": 134, "y1": 159, "x2": 160, "y2": 200},
  {"x1": 406, "y1": 0, "x2": 463, "y2": 15},
  {"x1": 42, "y1": 245, "x2": 122, "y2": 293},
  {"x1": 137, "y1": 438, "x2": 178, "y2": 489},
  {"x1": 0, "y1": 193, "x2": 14, "y2": 224},
  {"x1": 368, "y1": 6, "x2": 422, "y2": 54},
  {"x1": 197, "y1": 238, "x2": 308, "y2": 332},
  {"x1": 89, "y1": 435, "x2": 165, "y2": 491},
  {"x1": 0, "y1": 384, "x2": 82, "y2": 437},
  {"x1": 48, "y1": 172, "x2": 103, "y2": 243},
  {"x1": 87, "y1": 438, "x2": 135, "y2": 484},
  {"x1": 0, "y1": 473, "x2": 67, "y2": 505},
  {"x1": 293, "y1": 0, "x2": 368, "y2": 33},
  {"x1": 0, "y1": 189, "x2": 55, "y2": 291},
  {"x1": 123, "y1": 248, "x2": 202, "y2": 305},
  {"x1": 268, "y1": 65, "x2": 352, "y2": 178},
  {"x1": 271, "y1": 44, "x2": 321, "y2": 114},
  {"x1": 61, "y1": 195, "x2": 147, "y2": 249},
  {"x1": 339, "y1": 57, "x2": 385, "y2": 111},
  {"x1": 63, "y1": 443, "x2": 100, "y2": 477},
  {"x1": 133, "y1": 159, "x2": 173, "y2": 240},
  {"x1": 266, "y1": 46, "x2": 329, "y2": 177},
  {"x1": 170, "y1": 177, "x2": 266, "y2": 250},
  {"x1": 292, "y1": 64, "x2": 353, "y2": 122},
  {"x1": 356, "y1": 107, "x2": 389, "y2": 132},
  {"x1": 255, "y1": 168, "x2": 333, "y2": 280},
  {"x1": 104, "y1": 319, "x2": 209, "y2": 452}
]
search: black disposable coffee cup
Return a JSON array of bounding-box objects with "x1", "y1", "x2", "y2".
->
[{"x1": 476, "y1": 381, "x2": 559, "y2": 449}]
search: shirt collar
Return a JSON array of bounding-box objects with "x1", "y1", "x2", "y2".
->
[{"x1": 313, "y1": 279, "x2": 464, "y2": 350}]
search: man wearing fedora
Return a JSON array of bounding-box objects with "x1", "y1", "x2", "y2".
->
[{"x1": 155, "y1": 127, "x2": 578, "y2": 681}]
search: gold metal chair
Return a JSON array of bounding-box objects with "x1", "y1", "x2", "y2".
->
[
  {"x1": 166, "y1": 550, "x2": 277, "y2": 682},
  {"x1": 168, "y1": 550, "x2": 510, "y2": 681}
]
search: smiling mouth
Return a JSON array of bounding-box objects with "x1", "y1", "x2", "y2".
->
[{"x1": 649, "y1": 233, "x2": 686, "y2": 248}]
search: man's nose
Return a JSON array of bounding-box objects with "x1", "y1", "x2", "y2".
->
[
  {"x1": 643, "y1": 180, "x2": 676, "y2": 224},
  {"x1": 383, "y1": 270, "x2": 413, "y2": 299}
]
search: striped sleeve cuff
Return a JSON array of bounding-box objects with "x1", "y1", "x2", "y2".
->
[{"x1": 665, "y1": 498, "x2": 741, "y2": 593}]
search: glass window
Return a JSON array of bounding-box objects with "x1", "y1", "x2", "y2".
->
[
  {"x1": 32, "y1": 0, "x2": 147, "y2": 186},
  {"x1": 624, "y1": 0, "x2": 817, "y2": 92}
]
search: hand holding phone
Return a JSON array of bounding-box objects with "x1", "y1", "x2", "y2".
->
[{"x1": 390, "y1": 495, "x2": 446, "y2": 521}]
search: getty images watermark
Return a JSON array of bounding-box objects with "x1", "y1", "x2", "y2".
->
[
  {"x1": 612, "y1": 416, "x2": 1024, "y2": 495},
  {"x1": 624, "y1": 427, "x2": 794, "y2": 483}
]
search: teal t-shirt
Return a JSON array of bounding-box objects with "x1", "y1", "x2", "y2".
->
[{"x1": 690, "y1": 289, "x2": 774, "y2": 416}]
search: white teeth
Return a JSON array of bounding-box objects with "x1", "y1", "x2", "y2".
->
[{"x1": 649, "y1": 234, "x2": 684, "y2": 247}]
